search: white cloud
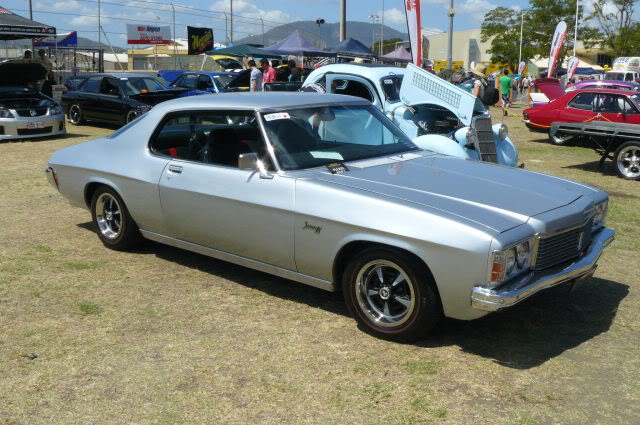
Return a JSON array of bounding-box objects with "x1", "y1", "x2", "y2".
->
[
  {"x1": 377, "y1": 8, "x2": 407, "y2": 26},
  {"x1": 457, "y1": 0, "x2": 497, "y2": 14}
]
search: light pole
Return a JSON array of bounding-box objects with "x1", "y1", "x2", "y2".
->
[
  {"x1": 518, "y1": 10, "x2": 523, "y2": 65},
  {"x1": 380, "y1": 0, "x2": 384, "y2": 55},
  {"x1": 447, "y1": 0, "x2": 455, "y2": 69},
  {"x1": 230, "y1": 0, "x2": 233, "y2": 43},
  {"x1": 369, "y1": 14, "x2": 379, "y2": 51},
  {"x1": 98, "y1": 0, "x2": 101, "y2": 47},
  {"x1": 315, "y1": 18, "x2": 325, "y2": 48},
  {"x1": 155, "y1": 16, "x2": 159, "y2": 70},
  {"x1": 573, "y1": 0, "x2": 579, "y2": 56},
  {"x1": 340, "y1": 0, "x2": 346, "y2": 41}
]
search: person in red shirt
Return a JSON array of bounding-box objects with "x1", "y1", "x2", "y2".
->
[{"x1": 261, "y1": 60, "x2": 277, "y2": 88}]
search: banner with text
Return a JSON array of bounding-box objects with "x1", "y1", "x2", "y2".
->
[
  {"x1": 404, "y1": 0, "x2": 423, "y2": 67},
  {"x1": 34, "y1": 31, "x2": 77, "y2": 47},
  {"x1": 567, "y1": 56, "x2": 579, "y2": 80},
  {"x1": 547, "y1": 21, "x2": 567, "y2": 78},
  {"x1": 187, "y1": 26, "x2": 213, "y2": 55},
  {"x1": 126, "y1": 24, "x2": 171, "y2": 45}
]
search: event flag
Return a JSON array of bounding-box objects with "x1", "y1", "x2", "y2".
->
[
  {"x1": 518, "y1": 61, "x2": 526, "y2": 75},
  {"x1": 404, "y1": 0, "x2": 423, "y2": 67},
  {"x1": 34, "y1": 31, "x2": 77, "y2": 47},
  {"x1": 567, "y1": 56, "x2": 579, "y2": 80},
  {"x1": 547, "y1": 21, "x2": 567, "y2": 78},
  {"x1": 187, "y1": 26, "x2": 213, "y2": 55},
  {"x1": 126, "y1": 24, "x2": 171, "y2": 45}
]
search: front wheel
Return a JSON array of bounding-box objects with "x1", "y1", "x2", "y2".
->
[
  {"x1": 614, "y1": 141, "x2": 640, "y2": 180},
  {"x1": 68, "y1": 104, "x2": 84, "y2": 125},
  {"x1": 548, "y1": 127, "x2": 573, "y2": 145},
  {"x1": 90, "y1": 186, "x2": 142, "y2": 250},
  {"x1": 126, "y1": 110, "x2": 140, "y2": 123},
  {"x1": 342, "y1": 247, "x2": 442, "y2": 342}
]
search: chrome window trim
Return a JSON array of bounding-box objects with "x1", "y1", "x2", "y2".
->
[{"x1": 255, "y1": 111, "x2": 283, "y2": 174}]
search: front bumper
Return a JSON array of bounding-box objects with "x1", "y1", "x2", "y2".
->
[
  {"x1": 471, "y1": 227, "x2": 615, "y2": 311},
  {"x1": 0, "y1": 114, "x2": 66, "y2": 139}
]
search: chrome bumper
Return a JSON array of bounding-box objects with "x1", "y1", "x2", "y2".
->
[{"x1": 471, "y1": 227, "x2": 615, "y2": 311}]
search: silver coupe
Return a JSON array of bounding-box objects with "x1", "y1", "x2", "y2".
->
[{"x1": 46, "y1": 92, "x2": 615, "y2": 341}]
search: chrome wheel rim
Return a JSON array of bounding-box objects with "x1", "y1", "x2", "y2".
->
[
  {"x1": 354, "y1": 260, "x2": 415, "y2": 328},
  {"x1": 552, "y1": 133, "x2": 572, "y2": 144},
  {"x1": 617, "y1": 146, "x2": 640, "y2": 179},
  {"x1": 95, "y1": 193, "x2": 122, "y2": 240},
  {"x1": 69, "y1": 105, "x2": 81, "y2": 124},
  {"x1": 126, "y1": 110, "x2": 139, "y2": 123}
]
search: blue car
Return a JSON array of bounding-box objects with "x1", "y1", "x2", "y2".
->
[{"x1": 160, "y1": 70, "x2": 250, "y2": 95}]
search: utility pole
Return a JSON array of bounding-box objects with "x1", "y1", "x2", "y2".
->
[
  {"x1": 573, "y1": 0, "x2": 579, "y2": 56},
  {"x1": 29, "y1": 0, "x2": 33, "y2": 50},
  {"x1": 369, "y1": 14, "x2": 379, "y2": 51},
  {"x1": 447, "y1": 0, "x2": 455, "y2": 69},
  {"x1": 518, "y1": 10, "x2": 523, "y2": 65},
  {"x1": 260, "y1": 18, "x2": 265, "y2": 46},
  {"x1": 230, "y1": 0, "x2": 233, "y2": 43},
  {"x1": 171, "y1": 3, "x2": 176, "y2": 69},
  {"x1": 339, "y1": 0, "x2": 346, "y2": 41},
  {"x1": 380, "y1": 0, "x2": 384, "y2": 55}
]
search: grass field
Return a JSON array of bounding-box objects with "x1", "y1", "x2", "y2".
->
[{"x1": 0, "y1": 109, "x2": 638, "y2": 425}]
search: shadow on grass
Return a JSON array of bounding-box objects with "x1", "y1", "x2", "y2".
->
[
  {"x1": 562, "y1": 159, "x2": 617, "y2": 176},
  {"x1": 422, "y1": 277, "x2": 628, "y2": 369},
  {"x1": 75, "y1": 221, "x2": 628, "y2": 367}
]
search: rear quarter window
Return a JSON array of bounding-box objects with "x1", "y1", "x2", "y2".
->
[{"x1": 568, "y1": 92, "x2": 595, "y2": 111}]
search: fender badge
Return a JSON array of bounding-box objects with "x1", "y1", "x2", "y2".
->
[{"x1": 303, "y1": 221, "x2": 322, "y2": 234}]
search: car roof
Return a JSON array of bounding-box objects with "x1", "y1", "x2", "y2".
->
[
  {"x1": 95, "y1": 73, "x2": 159, "y2": 79},
  {"x1": 570, "y1": 88, "x2": 635, "y2": 96},
  {"x1": 310, "y1": 63, "x2": 406, "y2": 81},
  {"x1": 150, "y1": 92, "x2": 370, "y2": 115},
  {"x1": 181, "y1": 71, "x2": 238, "y2": 77}
]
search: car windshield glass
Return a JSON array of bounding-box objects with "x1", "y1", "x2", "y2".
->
[
  {"x1": 216, "y1": 58, "x2": 243, "y2": 69},
  {"x1": 605, "y1": 72, "x2": 625, "y2": 81},
  {"x1": 380, "y1": 75, "x2": 403, "y2": 103},
  {"x1": 121, "y1": 78, "x2": 167, "y2": 95},
  {"x1": 629, "y1": 94, "x2": 640, "y2": 109},
  {"x1": 213, "y1": 74, "x2": 234, "y2": 88},
  {"x1": 261, "y1": 104, "x2": 418, "y2": 171}
]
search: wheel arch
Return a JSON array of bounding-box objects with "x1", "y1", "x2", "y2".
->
[
  {"x1": 84, "y1": 179, "x2": 125, "y2": 209},
  {"x1": 332, "y1": 240, "x2": 440, "y2": 300}
]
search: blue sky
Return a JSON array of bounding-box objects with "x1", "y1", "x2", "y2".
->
[{"x1": 5, "y1": 0, "x2": 533, "y2": 45}]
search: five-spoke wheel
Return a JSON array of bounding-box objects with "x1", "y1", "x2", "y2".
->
[
  {"x1": 343, "y1": 247, "x2": 441, "y2": 342},
  {"x1": 68, "y1": 104, "x2": 84, "y2": 125},
  {"x1": 91, "y1": 186, "x2": 142, "y2": 250},
  {"x1": 614, "y1": 141, "x2": 640, "y2": 180}
]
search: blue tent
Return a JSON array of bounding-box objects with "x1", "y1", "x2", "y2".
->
[
  {"x1": 330, "y1": 37, "x2": 376, "y2": 57},
  {"x1": 266, "y1": 31, "x2": 335, "y2": 57}
]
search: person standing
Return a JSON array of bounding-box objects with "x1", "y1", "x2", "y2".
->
[
  {"x1": 288, "y1": 60, "x2": 301, "y2": 82},
  {"x1": 498, "y1": 69, "x2": 512, "y2": 116},
  {"x1": 248, "y1": 60, "x2": 263, "y2": 92},
  {"x1": 261, "y1": 60, "x2": 277, "y2": 89}
]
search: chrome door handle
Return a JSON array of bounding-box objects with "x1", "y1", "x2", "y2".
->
[{"x1": 168, "y1": 165, "x2": 183, "y2": 174}]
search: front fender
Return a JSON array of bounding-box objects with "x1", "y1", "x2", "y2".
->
[
  {"x1": 496, "y1": 136, "x2": 518, "y2": 167},
  {"x1": 413, "y1": 134, "x2": 471, "y2": 160}
]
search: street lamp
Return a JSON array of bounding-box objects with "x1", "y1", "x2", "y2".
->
[
  {"x1": 315, "y1": 18, "x2": 325, "y2": 48},
  {"x1": 369, "y1": 14, "x2": 379, "y2": 52},
  {"x1": 447, "y1": 0, "x2": 455, "y2": 69},
  {"x1": 155, "y1": 16, "x2": 159, "y2": 70}
]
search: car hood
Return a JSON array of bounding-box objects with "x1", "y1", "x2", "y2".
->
[
  {"x1": 129, "y1": 88, "x2": 191, "y2": 105},
  {"x1": 312, "y1": 153, "x2": 590, "y2": 233},
  {"x1": 399, "y1": 63, "x2": 485, "y2": 126},
  {"x1": 533, "y1": 78, "x2": 565, "y2": 101},
  {"x1": 0, "y1": 60, "x2": 47, "y2": 86}
]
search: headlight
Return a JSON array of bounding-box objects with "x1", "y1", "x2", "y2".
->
[
  {"x1": 0, "y1": 108, "x2": 13, "y2": 118},
  {"x1": 49, "y1": 105, "x2": 63, "y2": 115},
  {"x1": 592, "y1": 201, "x2": 608, "y2": 231},
  {"x1": 497, "y1": 123, "x2": 508, "y2": 141},
  {"x1": 489, "y1": 239, "x2": 534, "y2": 287}
]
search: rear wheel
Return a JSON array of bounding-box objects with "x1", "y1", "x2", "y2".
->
[
  {"x1": 342, "y1": 247, "x2": 442, "y2": 342},
  {"x1": 126, "y1": 110, "x2": 140, "y2": 123},
  {"x1": 548, "y1": 127, "x2": 573, "y2": 145},
  {"x1": 90, "y1": 186, "x2": 142, "y2": 250},
  {"x1": 68, "y1": 104, "x2": 84, "y2": 125},
  {"x1": 614, "y1": 141, "x2": 640, "y2": 180}
]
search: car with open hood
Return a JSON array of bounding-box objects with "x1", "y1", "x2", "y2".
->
[
  {"x1": 300, "y1": 63, "x2": 519, "y2": 167},
  {"x1": 45, "y1": 92, "x2": 614, "y2": 341},
  {"x1": 0, "y1": 59, "x2": 65, "y2": 140},
  {"x1": 61, "y1": 72, "x2": 197, "y2": 126}
]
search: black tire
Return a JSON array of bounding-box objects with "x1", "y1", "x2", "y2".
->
[
  {"x1": 90, "y1": 186, "x2": 142, "y2": 250},
  {"x1": 125, "y1": 110, "x2": 139, "y2": 124},
  {"x1": 68, "y1": 104, "x2": 84, "y2": 125},
  {"x1": 342, "y1": 247, "x2": 442, "y2": 342},
  {"x1": 548, "y1": 126, "x2": 573, "y2": 145},
  {"x1": 613, "y1": 141, "x2": 640, "y2": 180}
]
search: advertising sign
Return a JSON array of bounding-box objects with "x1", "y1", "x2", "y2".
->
[
  {"x1": 518, "y1": 61, "x2": 526, "y2": 75},
  {"x1": 187, "y1": 26, "x2": 213, "y2": 55},
  {"x1": 567, "y1": 56, "x2": 579, "y2": 80},
  {"x1": 126, "y1": 24, "x2": 171, "y2": 45},
  {"x1": 547, "y1": 21, "x2": 567, "y2": 78},
  {"x1": 34, "y1": 31, "x2": 77, "y2": 47},
  {"x1": 404, "y1": 0, "x2": 423, "y2": 67}
]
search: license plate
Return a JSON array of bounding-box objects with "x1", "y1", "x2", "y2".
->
[{"x1": 26, "y1": 122, "x2": 45, "y2": 129}]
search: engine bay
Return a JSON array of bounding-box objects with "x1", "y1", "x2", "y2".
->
[{"x1": 396, "y1": 104, "x2": 462, "y2": 138}]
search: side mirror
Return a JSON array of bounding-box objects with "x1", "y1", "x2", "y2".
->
[{"x1": 238, "y1": 152, "x2": 258, "y2": 170}]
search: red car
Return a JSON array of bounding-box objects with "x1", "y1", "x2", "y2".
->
[{"x1": 524, "y1": 88, "x2": 640, "y2": 144}]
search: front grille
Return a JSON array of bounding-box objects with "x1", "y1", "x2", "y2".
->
[
  {"x1": 533, "y1": 222, "x2": 593, "y2": 270},
  {"x1": 15, "y1": 108, "x2": 48, "y2": 117},
  {"x1": 472, "y1": 117, "x2": 498, "y2": 163},
  {"x1": 17, "y1": 126, "x2": 53, "y2": 136}
]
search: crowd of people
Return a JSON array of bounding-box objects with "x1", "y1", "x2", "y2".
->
[{"x1": 248, "y1": 58, "x2": 303, "y2": 92}]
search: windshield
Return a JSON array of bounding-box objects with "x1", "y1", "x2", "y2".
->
[
  {"x1": 121, "y1": 77, "x2": 168, "y2": 95},
  {"x1": 213, "y1": 74, "x2": 234, "y2": 89},
  {"x1": 605, "y1": 72, "x2": 625, "y2": 81},
  {"x1": 380, "y1": 75, "x2": 403, "y2": 103},
  {"x1": 216, "y1": 58, "x2": 243, "y2": 69},
  {"x1": 630, "y1": 94, "x2": 640, "y2": 109},
  {"x1": 261, "y1": 104, "x2": 418, "y2": 171}
]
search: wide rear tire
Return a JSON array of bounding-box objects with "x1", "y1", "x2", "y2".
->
[
  {"x1": 90, "y1": 186, "x2": 143, "y2": 251},
  {"x1": 613, "y1": 141, "x2": 640, "y2": 180},
  {"x1": 342, "y1": 247, "x2": 442, "y2": 342}
]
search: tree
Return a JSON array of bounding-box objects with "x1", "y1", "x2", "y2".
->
[
  {"x1": 585, "y1": 0, "x2": 640, "y2": 57},
  {"x1": 481, "y1": 0, "x2": 597, "y2": 69}
]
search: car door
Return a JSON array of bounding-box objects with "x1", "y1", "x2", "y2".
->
[
  {"x1": 153, "y1": 110, "x2": 296, "y2": 270},
  {"x1": 76, "y1": 76, "x2": 103, "y2": 119},
  {"x1": 197, "y1": 74, "x2": 216, "y2": 93},
  {"x1": 557, "y1": 92, "x2": 597, "y2": 123},
  {"x1": 93, "y1": 77, "x2": 126, "y2": 123},
  {"x1": 595, "y1": 93, "x2": 640, "y2": 124},
  {"x1": 325, "y1": 74, "x2": 382, "y2": 109}
]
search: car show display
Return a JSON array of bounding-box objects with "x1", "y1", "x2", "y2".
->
[
  {"x1": 46, "y1": 92, "x2": 614, "y2": 341},
  {"x1": 0, "y1": 60, "x2": 65, "y2": 140},
  {"x1": 302, "y1": 63, "x2": 519, "y2": 166}
]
